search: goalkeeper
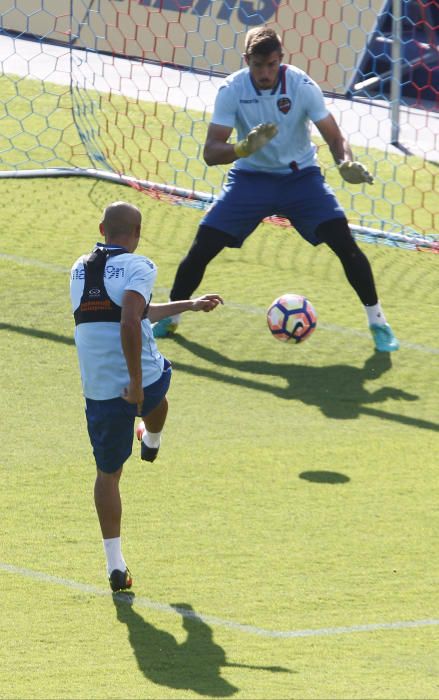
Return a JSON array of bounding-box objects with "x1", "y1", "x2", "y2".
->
[{"x1": 153, "y1": 26, "x2": 399, "y2": 352}]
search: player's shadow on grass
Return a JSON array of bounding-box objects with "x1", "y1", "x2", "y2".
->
[
  {"x1": 170, "y1": 336, "x2": 438, "y2": 432},
  {"x1": 0, "y1": 323, "x2": 75, "y2": 345},
  {"x1": 2, "y1": 322, "x2": 436, "y2": 431},
  {"x1": 299, "y1": 470, "x2": 350, "y2": 484},
  {"x1": 113, "y1": 595, "x2": 292, "y2": 696}
]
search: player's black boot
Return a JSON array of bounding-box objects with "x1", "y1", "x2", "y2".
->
[
  {"x1": 140, "y1": 442, "x2": 159, "y2": 463},
  {"x1": 109, "y1": 568, "x2": 133, "y2": 592},
  {"x1": 136, "y1": 421, "x2": 160, "y2": 462}
]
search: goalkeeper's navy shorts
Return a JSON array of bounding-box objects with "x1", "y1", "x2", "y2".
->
[
  {"x1": 85, "y1": 359, "x2": 172, "y2": 473},
  {"x1": 201, "y1": 165, "x2": 346, "y2": 247}
]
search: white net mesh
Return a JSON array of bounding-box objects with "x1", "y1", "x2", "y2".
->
[{"x1": 0, "y1": 0, "x2": 438, "y2": 244}]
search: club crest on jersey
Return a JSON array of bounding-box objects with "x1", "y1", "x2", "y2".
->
[{"x1": 277, "y1": 97, "x2": 291, "y2": 114}]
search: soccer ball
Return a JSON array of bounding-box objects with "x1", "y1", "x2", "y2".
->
[{"x1": 267, "y1": 293, "x2": 317, "y2": 343}]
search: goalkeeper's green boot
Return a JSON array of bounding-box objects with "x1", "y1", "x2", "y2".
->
[
  {"x1": 152, "y1": 317, "x2": 178, "y2": 339},
  {"x1": 370, "y1": 323, "x2": 400, "y2": 352}
]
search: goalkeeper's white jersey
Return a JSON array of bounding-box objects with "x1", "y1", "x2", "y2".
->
[{"x1": 212, "y1": 64, "x2": 329, "y2": 174}]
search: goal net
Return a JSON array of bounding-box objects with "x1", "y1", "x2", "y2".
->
[{"x1": 0, "y1": 0, "x2": 437, "y2": 250}]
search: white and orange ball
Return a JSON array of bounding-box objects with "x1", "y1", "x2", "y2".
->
[{"x1": 267, "y1": 293, "x2": 317, "y2": 343}]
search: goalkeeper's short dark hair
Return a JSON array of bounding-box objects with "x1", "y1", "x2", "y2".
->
[{"x1": 244, "y1": 27, "x2": 282, "y2": 58}]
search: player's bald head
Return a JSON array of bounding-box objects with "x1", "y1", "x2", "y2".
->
[{"x1": 101, "y1": 201, "x2": 142, "y2": 241}]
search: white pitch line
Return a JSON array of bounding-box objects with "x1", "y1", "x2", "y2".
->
[
  {"x1": 0, "y1": 562, "x2": 438, "y2": 640},
  {"x1": 1, "y1": 252, "x2": 438, "y2": 355},
  {"x1": 225, "y1": 302, "x2": 439, "y2": 354},
  {"x1": 0, "y1": 252, "x2": 69, "y2": 272}
]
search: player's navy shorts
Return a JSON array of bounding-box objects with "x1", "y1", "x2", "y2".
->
[
  {"x1": 85, "y1": 359, "x2": 172, "y2": 474},
  {"x1": 201, "y1": 166, "x2": 346, "y2": 246}
]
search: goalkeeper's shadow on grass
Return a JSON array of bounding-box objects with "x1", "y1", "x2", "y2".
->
[
  {"x1": 112, "y1": 595, "x2": 292, "y2": 696},
  {"x1": 168, "y1": 336, "x2": 438, "y2": 432}
]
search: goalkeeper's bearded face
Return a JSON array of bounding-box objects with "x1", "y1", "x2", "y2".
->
[{"x1": 245, "y1": 50, "x2": 283, "y2": 91}]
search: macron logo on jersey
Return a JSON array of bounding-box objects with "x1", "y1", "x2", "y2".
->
[{"x1": 240, "y1": 99, "x2": 259, "y2": 104}]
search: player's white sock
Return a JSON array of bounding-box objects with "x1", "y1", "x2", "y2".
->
[
  {"x1": 168, "y1": 312, "x2": 180, "y2": 324},
  {"x1": 364, "y1": 302, "x2": 387, "y2": 326},
  {"x1": 142, "y1": 430, "x2": 161, "y2": 449},
  {"x1": 103, "y1": 537, "x2": 127, "y2": 575}
]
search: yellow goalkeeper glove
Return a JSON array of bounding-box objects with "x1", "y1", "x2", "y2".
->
[
  {"x1": 234, "y1": 123, "x2": 278, "y2": 158},
  {"x1": 338, "y1": 160, "x2": 374, "y2": 184}
]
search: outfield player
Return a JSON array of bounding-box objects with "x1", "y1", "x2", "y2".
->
[
  {"x1": 153, "y1": 26, "x2": 399, "y2": 353},
  {"x1": 70, "y1": 201, "x2": 222, "y2": 591}
]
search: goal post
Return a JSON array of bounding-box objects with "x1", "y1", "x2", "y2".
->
[{"x1": 0, "y1": 0, "x2": 437, "y2": 248}]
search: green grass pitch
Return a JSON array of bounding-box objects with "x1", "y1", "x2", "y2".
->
[{"x1": 0, "y1": 175, "x2": 438, "y2": 699}]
